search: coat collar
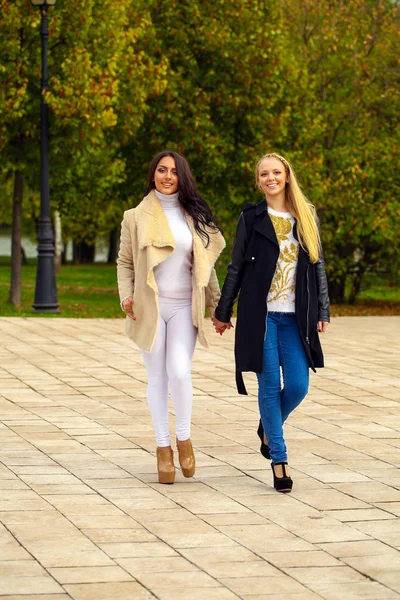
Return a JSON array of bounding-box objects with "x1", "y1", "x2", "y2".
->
[
  {"x1": 253, "y1": 200, "x2": 278, "y2": 247},
  {"x1": 135, "y1": 190, "x2": 225, "y2": 287},
  {"x1": 253, "y1": 199, "x2": 300, "y2": 246},
  {"x1": 255, "y1": 199, "x2": 268, "y2": 216},
  {"x1": 135, "y1": 190, "x2": 175, "y2": 250},
  {"x1": 187, "y1": 217, "x2": 225, "y2": 288}
]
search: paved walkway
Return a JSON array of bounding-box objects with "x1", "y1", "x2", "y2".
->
[{"x1": 0, "y1": 316, "x2": 399, "y2": 600}]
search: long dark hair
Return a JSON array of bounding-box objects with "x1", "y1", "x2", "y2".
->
[{"x1": 144, "y1": 150, "x2": 220, "y2": 246}]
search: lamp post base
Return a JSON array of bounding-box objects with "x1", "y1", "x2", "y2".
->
[
  {"x1": 32, "y1": 258, "x2": 60, "y2": 312},
  {"x1": 32, "y1": 218, "x2": 60, "y2": 313},
  {"x1": 32, "y1": 304, "x2": 60, "y2": 313}
]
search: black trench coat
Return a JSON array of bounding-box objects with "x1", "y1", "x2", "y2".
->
[{"x1": 214, "y1": 200, "x2": 330, "y2": 395}]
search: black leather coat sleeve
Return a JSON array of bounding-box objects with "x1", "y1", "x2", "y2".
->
[
  {"x1": 214, "y1": 212, "x2": 248, "y2": 323},
  {"x1": 316, "y1": 255, "x2": 330, "y2": 322},
  {"x1": 314, "y1": 217, "x2": 330, "y2": 323}
]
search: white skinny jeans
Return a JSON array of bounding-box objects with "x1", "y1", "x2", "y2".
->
[{"x1": 141, "y1": 297, "x2": 197, "y2": 447}]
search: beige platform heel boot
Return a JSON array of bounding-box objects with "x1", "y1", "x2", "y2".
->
[
  {"x1": 156, "y1": 446, "x2": 175, "y2": 484},
  {"x1": 176, "y1": 438, "x2": 195, "y2": 478}
]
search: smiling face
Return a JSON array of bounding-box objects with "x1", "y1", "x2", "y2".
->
[
  {"x1": 257, "y1": 157, "x2": 288, "y2": 203},
  {"x1": 153, "y1": 155, "x2": 179, "y2": 195}
]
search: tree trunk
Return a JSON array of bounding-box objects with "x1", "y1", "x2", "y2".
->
[
  {"x1": 348, "y1": 267, "x2": 366, "y2": 305},
  {"x1": 61, "y1": 242, "x2": 68, "y2": 265},
  {"x1": 107, "y1": 228, "x2": 118, "y2": 263},
  {"x1": 54, "y1": 210, "x2": 62, "y2": 273},
  {"x1": 10, "y1": 170, "x2": 23, "y2": 306},
  {"x1": 21, "y1": 246, "x2": 28, "y2": 266},
  {"x1": 328, "y1": 277, "x2": 346, "y2": 304},
  {"x1": 73, "y1": 240, "x2": 95, "y2": 264}
]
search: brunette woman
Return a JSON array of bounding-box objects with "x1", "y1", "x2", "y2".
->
[
  {"x1": 117, "y1": 150, "x2": 225, "y2": 484},
  {"x1": 213, "y1": 153, "x2": 329, "y2": 493}
]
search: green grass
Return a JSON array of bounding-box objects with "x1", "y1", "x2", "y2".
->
[
  {"x1": 331, "y1": 273, "x2": 400, "y2": 316},
  {"x1": 357, "y1": 273, "x2": 400, "y2": 304},
  {"x1": 0, "y1": 260, "x2": 122, "y2": 317},
  {"x1": 0, "y1": 258, "x2": 399, "y2": 317}
]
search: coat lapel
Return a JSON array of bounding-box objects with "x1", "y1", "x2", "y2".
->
[
  {"x1": 135, "y1": 190, "x2": 225, "y2": 290},
  {"x1": 135, "y1": 190, "x2": 175, "y2": 250},
  {"x1": 186, "y1": 218, "x2": 226, "y2": 288},
  {"x1": 253, "y1": 200, "x2": 279, "y2": 247}
]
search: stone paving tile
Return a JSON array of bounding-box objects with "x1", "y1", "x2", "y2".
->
[
  {"x1": 219, "y1": 575, "x2": 310, "y2": 595},
  {"x1": 82, "y1": 527, "x2": 156, "y2": 544},
  {"x1": 309, "y1": 581, "x2": 400, "y2": 600},
  {"x1": 343, "y1": 554, "x2": 400, "y2": 586},
  {"x1": 100, "y1": 541, "x2": 179, "y2": 559},
  {"x1": 0, "y1": 576, "x2": 64, "y2": 595},
  {"x1": 48, "y1": 565, "x2": 134, "y2": 584},
  {"x1": 283, "y1": 565, "x2": 368, "y2": 584},
  {"x1": 322, "y1": 507, "x2": 396, "y2": 521},
  {"x1": 64, "y1": 581, "x2": 154, "y2": 599},
  {"x1": 179, "y1": 544, "x2": 262, "y2": 567},
  {"x1": 117, "y1": 556, "x2": 200, "y2": 575},
  {"x1": 261, "y1": 550, "x2": 342, "y2": 568},
  {"x1": 152, "y1": 588, "x2": 240, "y2": 600},
  {"x1": 200, "y1": 559, "x2": 282, "y2": 579},
  {"x1": 241, "y1": 594, "x2": 322, "y2": 600},
  {"x1": 374, "y1": 501, "x2": 400, "y2": 517},
  {"x1": 145, "y1": 520, "x2": 238, "y2": 549},
  {"x1": 317, "y1": 539, "x2": 400, "y2": 558},
  {"x1": 0, "y1": 316, "x2": 399, "y2": 600},
  {"x1": 137, "y1": 570, "x2": 221, "y2": 589},
  {"x1": 0, "y1": 596, "x2": 68, "y2": 600}
]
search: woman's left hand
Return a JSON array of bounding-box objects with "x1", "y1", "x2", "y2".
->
[
  {"x1": 212, "y1": 316, "x2": 234, "y2": 335},
  {"x1": 317, "y1": 321, "x2": 329, "y2": 333}
]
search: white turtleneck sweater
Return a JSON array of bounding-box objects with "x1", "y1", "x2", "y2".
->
[{"x1": 153, "y1": 190, "x2": 193, "y2": 299}]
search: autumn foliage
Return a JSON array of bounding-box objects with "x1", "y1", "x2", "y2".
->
[{"x1": 0, "y1": 0, "x2": 399, "y2": 303}]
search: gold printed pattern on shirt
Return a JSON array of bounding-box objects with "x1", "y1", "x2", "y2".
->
[
  {"x1": 269, "y1": 213, "x2": 292, "y2": 242},
  {"x1": 267, "y1": 214, "x2": 299, "y2": 305}
]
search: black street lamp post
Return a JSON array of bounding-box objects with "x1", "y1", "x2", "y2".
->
[{"x1": 31, "y1": 0, "x2": 59, "y2": 313}]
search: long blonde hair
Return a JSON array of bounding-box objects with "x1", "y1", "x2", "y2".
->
[{"x1": 255, "y1": 153, "x2": 321, "y2": 263}]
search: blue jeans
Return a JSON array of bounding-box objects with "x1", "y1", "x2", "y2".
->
[{"x1": 256, "y1": 312, "x2": 309, "y2": 463}]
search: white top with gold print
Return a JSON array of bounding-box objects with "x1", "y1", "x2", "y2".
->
[{"x1": 267, "y1": 207, "x2": 299, "y2": 313}]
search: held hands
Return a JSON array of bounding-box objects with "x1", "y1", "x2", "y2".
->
[
  {"x1": 212, "y1": 316, "x2": 233, "y2": 336},
  {"x1": 212, "y1": 316, "x2": 327, "y2": 336},
  {"x1": 123, "y1": 298, "x2": 136, "y2": 321}
]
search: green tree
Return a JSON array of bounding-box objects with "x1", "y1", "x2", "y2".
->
[
  {"x1": 281, "y1": 0, "x2": 400, "y2": 302},
  {"x1": 2, "y1": 0, "x2": 398, "y2": 307},
  {"x1": 131, "y1": 0, "x2": 399, "y2": 303},
  {"x1": 0, "y1": 0, "x2": 167, "y2": 299},
  {"x1": 124, "y1": 0, "x2": 295, "y2": 235}
]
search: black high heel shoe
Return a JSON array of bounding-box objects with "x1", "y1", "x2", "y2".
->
[
  {"x1": 257, "y1": 419, "x2": 271, "y2": 460},
  {"x1": 271, "y1": 462, "x2": 293, "y2": 493}
]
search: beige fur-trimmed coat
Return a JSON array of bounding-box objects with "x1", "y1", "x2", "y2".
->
[{"x1": 117, "y1": 190, "x2": 226, "y2": 351}]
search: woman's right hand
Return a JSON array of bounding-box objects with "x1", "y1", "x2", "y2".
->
[
  {"x1": 212, "y1": 316, "x2": 233, "y2": 335},
  {"x1": 123, "y1": 298, "x2": 136, "y2": 321}
]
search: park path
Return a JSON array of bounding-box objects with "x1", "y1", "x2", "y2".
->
[{"x1": 0, "y1": 316, "x2": 399, "y2": 600}]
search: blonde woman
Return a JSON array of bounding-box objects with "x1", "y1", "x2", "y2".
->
[{"x1": 213, "y1": 153, "x2": 330, "y2": 492}]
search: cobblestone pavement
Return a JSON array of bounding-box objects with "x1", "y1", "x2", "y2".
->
[{"x1": 0, "y1": 316, "x2": 399, "y2": 600}]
